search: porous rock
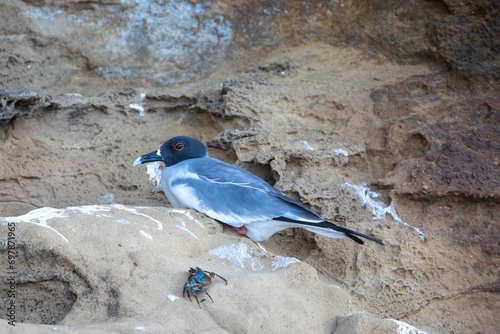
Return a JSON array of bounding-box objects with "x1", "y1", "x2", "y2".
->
[
  {"x1": 0, "y1": 89, "x2": 57, "y2": 128},
  {"x1": 0, "y1": 0, "x2": 498, "y2": 333},
  {"x1": 1, "y1": 205, "x2": 355, "y2": 333}
]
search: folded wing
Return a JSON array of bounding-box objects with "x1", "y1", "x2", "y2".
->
[{"x1": 175, "y1": 158, "x2": 382, "y2": 245}]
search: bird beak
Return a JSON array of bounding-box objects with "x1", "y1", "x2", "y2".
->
[{"x1": 133, "y1": 150, "x2": 162, "y2": 167}]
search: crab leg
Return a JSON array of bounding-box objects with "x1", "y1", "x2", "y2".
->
[
  {"x1": 201, "y1": 288, "x2": 214, "y2": 303},
  {"x1": 192, "y1": 291, "x2": 202, "y2": 308},
  {"x1": 183, "y1": 285, "x2": 192, "y2": 301}
]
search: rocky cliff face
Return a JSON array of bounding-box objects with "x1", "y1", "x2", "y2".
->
[{"x1": 0, "y1": 1, "x2": 498, "y2": 333}]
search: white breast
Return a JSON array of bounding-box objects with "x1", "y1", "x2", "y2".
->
[{"x1": 161, "y1": 165, "x2": 201, "y2": 209}]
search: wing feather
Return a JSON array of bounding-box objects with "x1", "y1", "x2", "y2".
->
[
  {"x1": 172, "y1": 158, "x2": 321, "y2": 225},
  {"x1": 169, "y1": 158, "x2": 383, "y2": 245}
]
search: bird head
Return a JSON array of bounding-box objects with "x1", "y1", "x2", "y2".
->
[{"x1": 133, "y1": 136, "x2": 208, "y2": 167}]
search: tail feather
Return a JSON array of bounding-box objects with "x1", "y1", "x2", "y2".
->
[
  {"x1": 274, "y1": 217, "x2": 384, "y2": 245},
  {"x1": 344, "y1": 233, "x2": 364, "y2": 245},
  {"x1": 330, "y1": 224, "x2": 384, "y2": 245}
]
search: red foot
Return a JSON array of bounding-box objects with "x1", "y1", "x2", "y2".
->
[{"x1": 231, "y1": 225, "x2": 247, "y2": 235}]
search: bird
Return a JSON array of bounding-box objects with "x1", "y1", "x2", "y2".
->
[{"x1": 133, "y1": 136, "x2": 383, "y2": 245}]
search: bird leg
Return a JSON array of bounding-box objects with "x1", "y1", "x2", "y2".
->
[{"x1": 231, "y1": 225, "x2": 247, "y2": 235}]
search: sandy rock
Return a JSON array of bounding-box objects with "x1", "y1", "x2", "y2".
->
[
  {"x1": 0, "y1": 89, "x2": 57, "y2": 127},
  {"x1": 335, "y1": 314, "x2": 438, "y2": 334},
  {"x1": 335, "y1": 314, "x2": 399, "y2": 334},
  {"x1": 0, "y1": 205, "x2": 361, "y2": 333},
  {"x1": 0, "y1": 1, "x2": 498, "y2": 333},
  {"x1": 375, "y1": 93, "x2": 500, "y2": 200}
]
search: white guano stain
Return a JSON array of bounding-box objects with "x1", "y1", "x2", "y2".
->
[
  {"x1": 208, "y1": 242, "x2": 261, "y2": 270},
  {"x1": 2, "y1": 207, "x2": 70, "y2": 243},
  {"x1": 332, "y1": 147, "x2": 349, "y2": 156},
  {"x1": 168, "y1": 294, "x2": 180, "y2": 302},
  {"x1": 208, "y1": 243, "x2": 301, "y2": 272},
  {"x1": 67, "y1": 205, "x2": 111, "y2": 214},
  {"x1": 271, "y1": 256, "x2": 300, "y2": 271},
  {"x1": 112, "y1": 204, "x2": 163, "y2": 231},
  {"x1": 389, "y1": 319, "x2": 428, "y2": 334},
  {"x1": 175, "y1": 225, "x2": 198, "y2": 240},
  {"x1": 146, "y1": 161, "x2": 162, "y2": 189},
  {"x1": 129, "y1": 103, "x2": 145, "y2": 116},
  {"x1": 343, "y1": 183, "x2": 425, "y2": 240},
  {"x1": 139, "y1": 230, "x2": 153, "y2": 240},
  {"x1": 170, "y1": 209, "x2": 204, "y2": 228},
  {"x1": 297, "y1": 140, "x2": 314, "y2": 151}
]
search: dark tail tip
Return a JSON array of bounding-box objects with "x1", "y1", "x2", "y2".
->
[
  {"x1": 346, "y1": 232, "x2": 384, "y2": 246},
  {"x1": 346, "y1": 233, "x2": 365, "y2": 245},
  {"x1": 338, "y1": 227, "x2": 385, "y2": 245}
]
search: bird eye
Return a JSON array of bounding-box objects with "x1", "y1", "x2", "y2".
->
[{"x1": 174, "y1": 142, "x2": 184, "y2": 151}]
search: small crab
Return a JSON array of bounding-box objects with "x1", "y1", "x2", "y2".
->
[{"x1": 182, "y1": 267, "x2": 227, "y2": 308}]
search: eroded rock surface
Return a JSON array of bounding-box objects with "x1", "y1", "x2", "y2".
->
[
  {"x1": 0, "y1": 1, "x2": 498, "y2": 333},
  {"x1": 0, "y1": 205, "x2": 355, "y2": 333},
  {"x1": 0, "y1": 89, "x2": 58, "y2": 127}
]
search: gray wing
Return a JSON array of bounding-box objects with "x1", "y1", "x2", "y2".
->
[
  {"x1": 173, "y1": 157, "x2": 385, "y2": 245},
  {"x1": 173, "y1": 158, "x2": 323, "y2": 225}
]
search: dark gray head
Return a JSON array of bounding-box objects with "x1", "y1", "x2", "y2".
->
[{"x1": 133, "y1": 136, "x2": 208, "y2": 167}]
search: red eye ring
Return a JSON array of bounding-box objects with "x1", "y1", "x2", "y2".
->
[{"x1": 173, "y1": 142, "x2": 184, "y2": 151}]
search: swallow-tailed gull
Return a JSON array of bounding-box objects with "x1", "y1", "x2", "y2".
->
[{"x1": 133, "y1": 136, "x2": 383, "y2": 245}]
